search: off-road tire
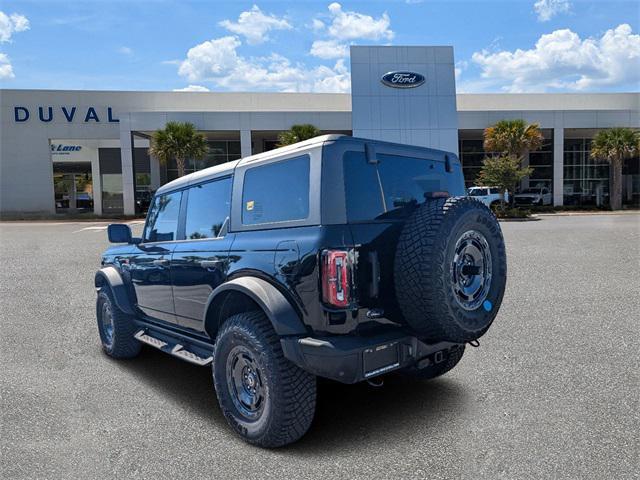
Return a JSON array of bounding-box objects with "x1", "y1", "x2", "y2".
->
[
  {"x1": 96, "y1": 288, "x2": 141, "y2": 359},
  {"x1": 402, "y1": 345, "x2": 465, "y2": 380},
  {"x1": 213, "y1": 311, "x2": 316, "y2": 448},
  {"x1": 394, "y1": 197, "x2": 507, "y2": 342}
]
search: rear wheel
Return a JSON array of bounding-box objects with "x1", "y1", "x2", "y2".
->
[
  {"x1": 394, "y1": 197, "x2": 507, "y2": 342},
  {"x1": 213, "y1": 311, "x2": 316, "y2": 448},
  {"x1": 96, "y1": 288, "x2": 141, "y2": 359}
]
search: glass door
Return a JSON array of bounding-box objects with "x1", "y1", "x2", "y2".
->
[{"x1": 52, "y1": 162, "x2": 94, "y2": 213}]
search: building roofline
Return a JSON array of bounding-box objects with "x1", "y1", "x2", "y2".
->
[{"x1": 1, "y1": 89, "x2": 637, "y2": 113}]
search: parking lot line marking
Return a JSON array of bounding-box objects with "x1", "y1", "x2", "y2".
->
[{"x1": 72, "y1": 226, "x2": 109, "y2": 233}]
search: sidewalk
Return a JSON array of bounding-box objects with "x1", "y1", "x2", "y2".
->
[{"x1": 534, "y1": 210, "x2": 639, "y2": 217}]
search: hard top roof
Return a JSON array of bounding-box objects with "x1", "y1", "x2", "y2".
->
[
  {"x1": 156, "y1": 134, "x2": 342, "y2": 194},
  {"x1": 155, "y1": 134, "x2": 456, "y2": 195}
]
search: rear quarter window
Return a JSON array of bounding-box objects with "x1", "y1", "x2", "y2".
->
[{"x1": 241, "y1": 155, "x2": 310, "y2": 225}]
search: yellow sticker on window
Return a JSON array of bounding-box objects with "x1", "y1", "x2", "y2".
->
[{"x1": 246, "y1": 200, "x2": 254, "y2": 211}]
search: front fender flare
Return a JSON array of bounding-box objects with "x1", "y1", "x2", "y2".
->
[
  {"x1": 204, "y1": 276, "x2": 307, "y2": 337},
  {"x1": 94, "y1": 266, "x2": 135, "y2": 316}
]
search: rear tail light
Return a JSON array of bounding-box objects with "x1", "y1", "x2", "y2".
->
[{"x1": 321, "y1": 249, "x2": 352, "y2": 308}]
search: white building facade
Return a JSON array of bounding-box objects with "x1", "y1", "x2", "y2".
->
[{"x1": 1, "y1": 46, "x2": 638, "y2": 216}]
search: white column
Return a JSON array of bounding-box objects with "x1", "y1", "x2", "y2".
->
[
  {"x1": 150, "y1": 154, "x2": 161, "y2": 190},
  {"x1": 119, "y1": 117, "x2": 136, "y2": 215},
  {"x1": 91, "y1": 149, "x2": 103, "y2": 215},
  {"x1": 553, "y1": 127, "x2": 564, "y2": 206},
  {"x1": 240, "y1": 129, "x2": 252, "y2": 158}
]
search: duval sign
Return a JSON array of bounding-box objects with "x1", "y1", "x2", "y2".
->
[
  {"x1": 13, "y1": 106, "x2": 119, "y2": 123},
  {"x1": 381, "y1": 71, "x2": 426, "y2": 89}
]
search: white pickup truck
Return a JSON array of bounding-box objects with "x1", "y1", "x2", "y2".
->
[{"x1": 468, "y1": 186, "x2": 508, "y2": 208}]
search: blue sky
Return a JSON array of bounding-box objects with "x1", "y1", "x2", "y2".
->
[{"x1": 1, "y1": 0, "x2": 638, "y2": 93}]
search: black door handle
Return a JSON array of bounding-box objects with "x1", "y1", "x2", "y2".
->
[{"x1": 200, "y1": 260, "x2": 224, "y2": 269}]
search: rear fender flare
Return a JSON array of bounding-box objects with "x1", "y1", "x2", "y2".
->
[
  {"x1": 204, "y1": 276, "x2": 306, "y2": 338},
  {"x1": 94, "y1": 266, "x2": 135, "y2": 316}
]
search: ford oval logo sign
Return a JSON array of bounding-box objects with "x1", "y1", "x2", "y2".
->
[{"x1": 381, "y1": 71, "x2": 425, "y2": 89}]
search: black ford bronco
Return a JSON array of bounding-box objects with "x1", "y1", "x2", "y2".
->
[{"x1": 95, "y1": 135, "x2": 507, "y2": 447}]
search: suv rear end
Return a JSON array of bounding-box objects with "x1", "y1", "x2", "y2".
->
[{"x1": 280, "y1": 136, "x2": 505, "y2": 383}]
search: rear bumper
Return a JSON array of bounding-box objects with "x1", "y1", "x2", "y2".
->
[{"x1": 281, "y1": 330, "x2": 460, "y2": 384}]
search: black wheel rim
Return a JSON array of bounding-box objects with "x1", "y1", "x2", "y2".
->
[
  {"x1": 226, "y1": 346, "x2": 266, "y2": 421},
  {"x1": 450, "y1": 230, "x2": 492, "y2": 311},
  {"x1": 101, "y1": 301, "x2": 114, "y2": 346}
]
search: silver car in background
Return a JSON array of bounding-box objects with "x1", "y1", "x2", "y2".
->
[{"x1": 514, "y1": 187, "x2": 552, "y2": 206}]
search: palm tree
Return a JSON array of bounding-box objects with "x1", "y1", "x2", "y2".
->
[
  {"x1": 149, "y1": 121, "x2": 208, "y2": 178},
  {"x1": 277, "y1": 124, "x2": 321, "y2": 147},
  {"x1": 590, "y1": 128, "x2": 640, "y2": 210},
  {"x1": 483, "y1": 119, "x2": 544, "y2": 159}
]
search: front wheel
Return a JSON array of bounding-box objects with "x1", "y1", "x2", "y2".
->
[
  {"x1": 213, "y1": 311, "x2": 316, "y2": 448},
  {"x1": 96, "y1": 288, "x2": 141, "y2": 359}
]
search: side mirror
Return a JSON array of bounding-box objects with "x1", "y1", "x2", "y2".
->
[{"x1": 107, "y1": 224, "x2": 133, "y2": 244}]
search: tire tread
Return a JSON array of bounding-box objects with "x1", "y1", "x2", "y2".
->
[{"x1": 213, "y1": 311, "x2": 316, "y2": 448}]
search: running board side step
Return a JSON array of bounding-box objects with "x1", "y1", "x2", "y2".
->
[{"x1": 134, "y1": 330, "x2": 213, "y2": 366}]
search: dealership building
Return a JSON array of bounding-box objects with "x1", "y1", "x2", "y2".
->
[{"x1": 1, "y1": 46, "x2": 638, "y2": 216}]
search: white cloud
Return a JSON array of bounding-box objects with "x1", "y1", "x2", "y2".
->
[
  {"x1": 311, "y1": 19, "x2": 325, "y2": 32},
  {"x1": 118, "y1": 46, "x2": 133, "y2": 56},
  {"x1": 533, "y1": 0, "x2": 571, "y2": 22},
  {"x1": 219, "y1": 5, "x2": 291, "y2": 45},
  {"x1": 471, "y1": 24, "x2": 640, "y2": 92},
  {"x1": 309, "y1": 3, "x2": 393, "y2": 59},
  {"x1": 312, "y1": 58, "x2": 351, "y2": 93},
  {"x1": 310, "y1": 39, "x2": 348, "y2": 59},
  {"x1": 0, "y1": 11, "x2": 29, "y2": 43},
  {"x1": 325, "y1": 3, "x2": 393, "y2": 41},
  {"x1": 0, "y1": 52, "x2": 14, "y2": 79},
  {"x1": 177, "y1": 35, "x2": 350, "y2": 93},
  {"x1": 454, "y1": 60, "x2": 468, "y2": 80},
  {"x1": 178, "y1": 36, "x2": 244, "y2": 81},
  {"x1": 173, "y1": 85, "x2": 210, "y2": 92}
]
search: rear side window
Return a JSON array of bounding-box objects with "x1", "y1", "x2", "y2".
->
[
  {"x1": 144, "y1": 191, "x2": 182, "y2": 242},
  {"x1": 242, "y1": 156, "x2": 310, "y2": 225},
  {"x1": 184, "y1": 177, "x2": 232, "y2": 239},
  {"x1": 490, "y1": 188, "x2": 500, "y2": 194},
  {"x1": 343, "y1": 151, "x2": 436, "y2": 222}
]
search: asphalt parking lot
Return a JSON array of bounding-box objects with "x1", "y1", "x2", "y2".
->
[{"x1": 1, "y1": 214, "x2": 638, "y2": 479}]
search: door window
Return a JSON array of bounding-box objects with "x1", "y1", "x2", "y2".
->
[
  {"x1": 184, "y1": 177, "x2": 232, "y2": 239},
  {"x1": 144, "y1": 191, "x2": 182, "y2": 242}
]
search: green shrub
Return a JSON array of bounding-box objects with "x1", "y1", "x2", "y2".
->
[{"x1": 494, "y1": 207, "x2": 531, "y2": 218}]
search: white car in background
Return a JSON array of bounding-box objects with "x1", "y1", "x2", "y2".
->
[
  {"x1": 467, "y1": 186, "x2": 508, "y2": 208},
  {"x1": 514, "y1": 187, "x2": 553, "y2": 206}
]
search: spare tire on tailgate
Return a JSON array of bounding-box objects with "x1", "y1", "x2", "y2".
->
[{"x1": 394, "y1": 197, "x2": 507, "y2": 342}]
